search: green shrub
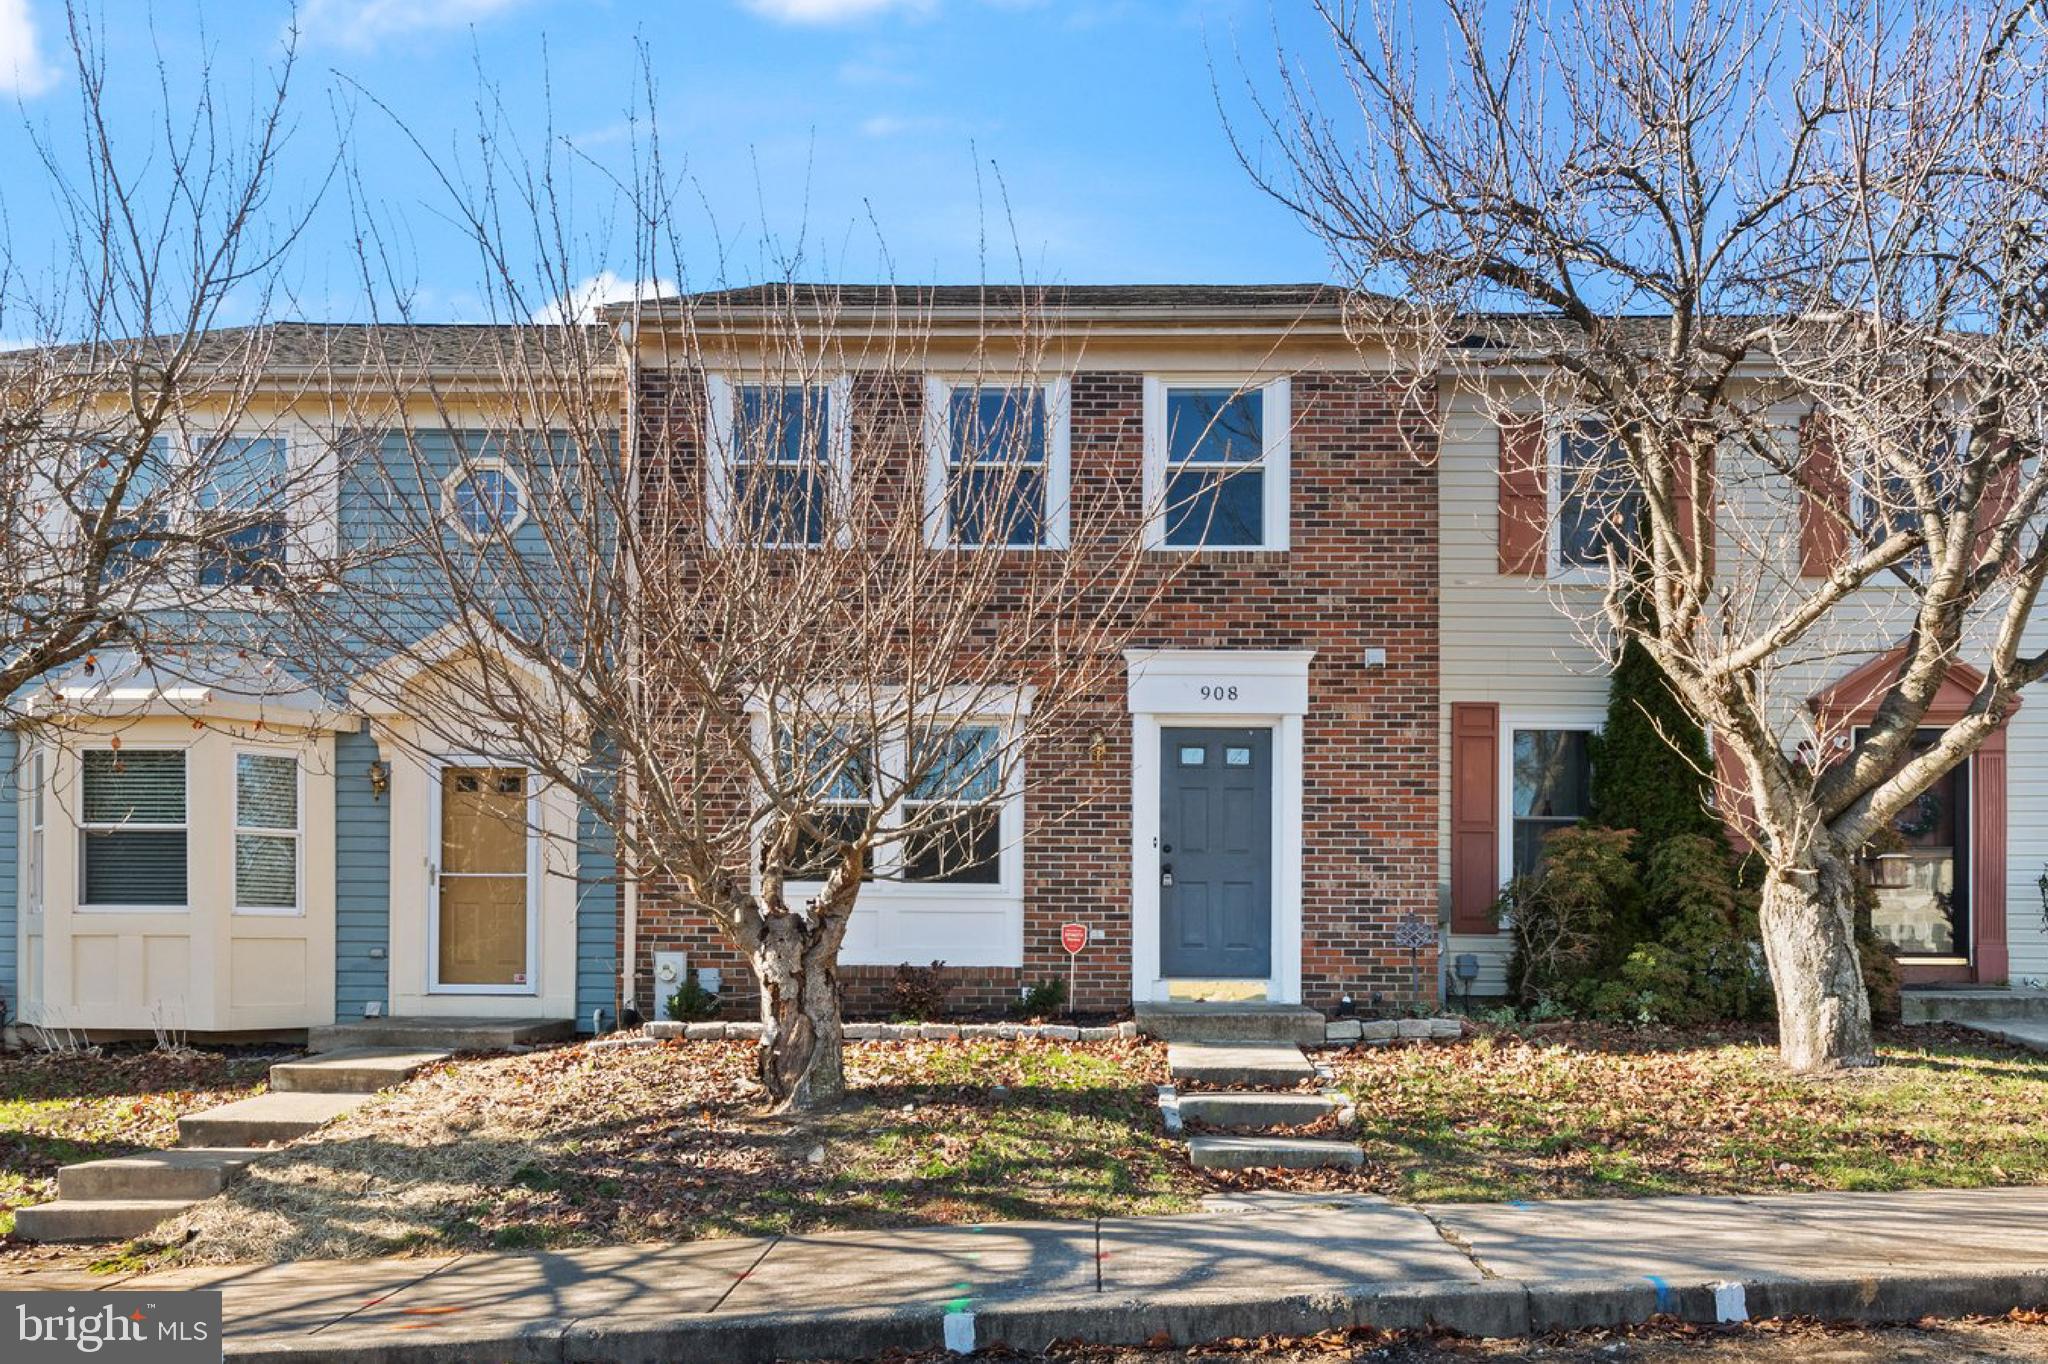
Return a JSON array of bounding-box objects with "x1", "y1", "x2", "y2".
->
[
  {"x1": 664, "y1": 977, "x2": 721, "y2": 1022},
  {"x1": 1504, "y1": 824, "x2": 1639, "y2": 1008},
  {"x1": 1016, "y1": 976, "x2": 1068, "y2": 1018},
  {"x1": 1584, "y1": 833, "x2": 1772, "y2": 1024},
  {"x1": 1588, "y1": 634, "x2": 1724, "y2": 855}
]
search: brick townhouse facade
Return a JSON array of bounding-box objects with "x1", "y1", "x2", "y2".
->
[{"x1": 620, "y1": 286, "x2": 1443, "y2": 1018}]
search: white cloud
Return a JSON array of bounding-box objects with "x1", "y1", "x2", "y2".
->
[
  {"x1": 742, "y1": 0, "x2": 937, "y2": 24},
  {"x1": 0, "y1": 0, "x2": 60, "y2": 98},
  {"x1": 530, "y1": 271, "x2": 677, "y2": 325},
  {"x1": 297, "y1": 0, "x2": 527, "y2": 53}
]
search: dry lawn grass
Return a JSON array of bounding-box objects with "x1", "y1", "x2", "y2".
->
[{"x1": 165, "y1": 1036, "x2": 1191, "y2": 1263}]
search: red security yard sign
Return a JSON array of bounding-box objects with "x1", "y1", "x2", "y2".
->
[{"x1": 1060, "y1": 923, "x2": 1088, "y2": 1016}]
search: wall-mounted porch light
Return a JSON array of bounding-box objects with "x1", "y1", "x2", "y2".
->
[{"x1": 367, "y1": 760, "x2": 391, "y2": 800}]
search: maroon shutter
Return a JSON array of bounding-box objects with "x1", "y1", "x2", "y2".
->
[
  {"x1": 1712, "y1": 737, "x2": 1754, "y2": 854},
  {"x1": 1972, "y1": 439, "x2": 2018, "y2": 572},
  {"x1": 1498, "y1": 416, "x2": 1547, "y2": 576},
  {"x1": 1974, "y1": 730, "x2": 2010, "y2": 984},
  {"x1": 1798, "y1": 413, "x2": 1847, "y2": 578},
  {"x1": 1670, "y1": 427, "x2": 1714, "y2": 575},
  {"x1": 1450, "y1": 702, "x2": 1501, "y2": 932}
]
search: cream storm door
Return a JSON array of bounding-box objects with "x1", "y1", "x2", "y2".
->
[{"x1": 431, "y1": 764, "x2": 536, "y2": 994}]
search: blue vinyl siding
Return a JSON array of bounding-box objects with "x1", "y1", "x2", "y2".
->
[
  {"x1": 334, "y1": 727, "x2": 391, "y2": 1020},
  {"x1": 576, "y1": 785, "x2": 618, "y2": 1033},
  {"x1": 0, "y1": 732, "x2": 16, "y2": 1019}
]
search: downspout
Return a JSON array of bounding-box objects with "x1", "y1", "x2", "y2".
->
[{"x1": 617, "y1": 309, "x2": 642, "y2": 1022}]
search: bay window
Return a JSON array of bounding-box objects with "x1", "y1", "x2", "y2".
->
[
  {"x1": 80, "y1": 749, "x2": 188, "y2": 909},
  {"x1": 234, "y1": 752, "x2": 301, "y2": 913}
]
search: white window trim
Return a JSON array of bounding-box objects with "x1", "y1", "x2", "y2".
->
[
  {"x1": 757, "y1": 712, "x2": 1024, "y2": 913},
  {"x1": 1141, "y1": 375, "x2": 1291, "y2": 552},
  {"x1": 1497, "y1": 709, "x2": 1604, "y2": 889},
  {"x1": 704, "y1": 373, "x2": 855, "y2": 550},
  {"x1": 921, "y1": 376, "x2": 1072, "y2": 550},
  {"x1": 22, "y1": 746, "x2": 44, "y2": 917},
  {"x1": 76, "y1": 743, "x2": 192, "y2": 914},
  {"x1": 92, "y1": 420, "x2": 340, "y2": 610},
  {"x1": 439, "y1": 456, "x2": 530, "y2": 546},
  {"x1": 232, "y1": 748, "x2": 305, "y2": 917},
  {"x1": 1545, "y1": 415, "x2": 1621, "y2": 584}
]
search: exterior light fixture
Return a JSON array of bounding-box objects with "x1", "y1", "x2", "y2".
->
[{"x1": 367, "y1": 760, "x2": 391, "y2": 799}]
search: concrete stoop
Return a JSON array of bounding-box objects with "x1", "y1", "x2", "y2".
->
[
  {"x1": 1136, "y1": 1002, "x2": 1327, "y2": 1046},
  {"x1": 307, "y1": 1016, "x2": 574, "y2": 1054},
  {"x1": 1902, "y1": 988, "x2": 2048, "y2": 1024},
  {"x1": 1165, "y1": 1036, "x2": 1362, "y2": 1171},
  {"x1": 15, "y1": 1048, "x2": 446, "y2": 1244}
]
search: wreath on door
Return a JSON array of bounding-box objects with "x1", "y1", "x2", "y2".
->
[{"x1": 1894, "y1": 789, "x2": 1943, "y2": 840}]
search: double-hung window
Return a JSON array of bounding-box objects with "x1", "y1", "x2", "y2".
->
[
  {"x1": 1504, "y1": 723, "x2": 1596, "y2": 880},
  {"x1": 234, "y1": 752, "x2": 301, "y2": 913},
  {"x1": 924, "y1": 380, "x2": 1070, "y2": 549},
  {"x1": 770, "y1": 715, "x2": 1017, "y2": 891},
  {"x1": 902, "y1": 724, "x2": 1003, "y2": 884},
  {"x1": 22, "y1": 749, "x2": 44, "y2": 916},
  {"x1": 709, "y1": 378, "x2": 848, "y2": 548},
  {"x1": 1857, "y1": 423, "x2": 1968, "y2": 568},
  {"x1": 87, "y1": 427, "x2": 322, "y2": 593},
  {"x1": 1145, "y1": 378, "x2": 1290, "y2": 549},
  {"x1": 79, "y1": 749, "x2": 188, "y2": 909},
  {"x1": 197, "y1": 435, "x2": 290, "y2": 587},
  {"x1": 777, "y1": 725, "x2": 876, "y2": 880},
  {"x1": 1552, "y1": 420, "x2": 1639, "y2": 574}
]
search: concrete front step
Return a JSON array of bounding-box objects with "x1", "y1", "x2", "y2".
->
[
  {"x1": 1902, "y1": 989, "x2": 2048, "y2": 1025},
  {"x1": 1957, "y1": 1019, "x2": 2048, "y2": 1054},
  {"x1": 268, "y1": 1047, "x2": 448, "y2": 1094},
  {"x1": 1167, "y1": 1041, "x2": 1315, "y2": 1089},
  {"x1": 178, "y1": 1092, "x2": 366, "y2": 1148},
  {"x1": 1134, "y1": 1002, "x2": 1326, "y2": 1046},
  {"x1": 307, "y1": 1015, "x2": 576, "y2": 1053},
  {"x1": 12, "y1": 1198, "x2": 198, "y2": 1243},
  {"x1": 1176, "y1": 1091, "x2": 1337, "y2": 1130},
  {"x1": 1187, "y1": 1134, "x2": 1365, "y2": 1170},
  {"x1": 58, "y1": 1148, "x2": 265, "y2": 1202}
]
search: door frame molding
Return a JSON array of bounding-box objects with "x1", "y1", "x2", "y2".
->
[
  {"x1": 1126, "y1": 649, "x2": 1312, "y2": 1004},
  {"x1": 426, "y1": 754, "x2": 542, "y2": 997}
]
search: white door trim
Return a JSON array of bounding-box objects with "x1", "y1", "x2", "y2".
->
[
  {"x1": 427, "y1": 755, "x2": 541, "y2": 997},
  {"x1": 1126, "y1": 649, "x2": 1312, "y2": 1004}
]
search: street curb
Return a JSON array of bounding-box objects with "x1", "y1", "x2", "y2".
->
[{"x1": 224, "y1": 1265, "x2": 2048, "y2": 1362}]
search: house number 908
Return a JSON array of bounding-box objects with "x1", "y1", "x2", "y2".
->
[{"x1": 1198, "y1": 685, "x2": 1239, "y2": 702}]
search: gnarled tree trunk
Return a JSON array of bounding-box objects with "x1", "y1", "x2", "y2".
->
[
  {"x1": 751, "y1": 909, "x2": 847, "y2": 1112},
  {"x1": 1758, "y1": 847, "x2": 1875, "y2": 1072}
]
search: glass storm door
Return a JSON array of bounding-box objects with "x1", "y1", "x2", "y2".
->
[
  {"x1": 433, "y1": 765, "x2": 534, "y2": 992},
  {"x1": 1865, "y1": 730, "x2": 1971, "y2": 963}
]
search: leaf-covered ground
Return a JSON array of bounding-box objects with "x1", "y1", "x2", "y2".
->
[
  {"x1": 0, "y1": 1049, "x2": 272, "y2": 1248},
  {"x1": 1330, "y1": 1022, "x2": 2048, "y2": 1203},
  {"x1": 165, "y1": 1037, "x2": 1194, "y2": 1262}
]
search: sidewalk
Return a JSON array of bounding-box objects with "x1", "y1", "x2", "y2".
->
[{"x1": 9, "y1": 1185, "x2": 2048, "y2": 1362}]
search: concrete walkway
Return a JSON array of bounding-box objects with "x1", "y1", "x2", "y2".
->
[{"x1": 8, "y1": 1186, "x2": 2048, "y2": 1362}]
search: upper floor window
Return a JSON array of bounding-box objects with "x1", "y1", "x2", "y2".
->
[
  {"x1": 1553, "y1": 420, "x2": 1639, "y2": 574},
  {"x1": 442, "y1": 458, "x2": 529, "y2": 544},
  {"x1": 1857, "y1": 423, "x2": 1969, "y2": 556},
  {"x1": 706, "y1": 377, "x2": 851, "y2": 549},
  {"x1": 87, "y1": 427, "x2": 331, "y2": 596},
  {"x1": 1144, "y1": 378, "x2": 1291, "y2": 550},
  {"x1": 923, "y1": 380, "x2": 1071, "y2": 549},
  {"x1": 80, "y1": 748, "x2": 188, "y2": 910}
]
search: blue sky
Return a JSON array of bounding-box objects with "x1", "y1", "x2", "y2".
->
[{"x1": 0, "y1": 0, "x2": 1336, "y2": 323}]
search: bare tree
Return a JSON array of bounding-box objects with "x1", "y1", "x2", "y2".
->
[
  {"x1": 301, "y1": 67, "x2": 1198, "y2": 1109},
  {"x1": 0, "y1": 5, "x2": 338, "y2": 715},
  {"x1": 1241, "y1": 0, "x2": 2048, "y2": 1069}
]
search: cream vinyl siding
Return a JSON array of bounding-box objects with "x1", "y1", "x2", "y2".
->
[{"x1": 1440, "y1": 394, "x2": 2048, "y2": 991}]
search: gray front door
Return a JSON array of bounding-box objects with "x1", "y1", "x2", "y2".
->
[{"x1": 1159, "y1": 727, "x2": 1273, "y2": 979}]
